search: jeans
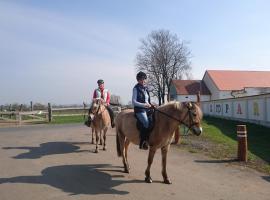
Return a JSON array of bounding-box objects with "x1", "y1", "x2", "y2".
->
[{"x1": 135, "y1": 111, "x2": 149, "y2": 129}]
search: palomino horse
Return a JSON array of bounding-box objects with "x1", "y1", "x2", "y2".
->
[
  {"x1": 89, "y1": 99, "x2": 111, "y2": 153},
  {"x1": 115, "y1": 101, "x2": 203, "y2": 184}
]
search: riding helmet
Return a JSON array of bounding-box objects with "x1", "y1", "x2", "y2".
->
[
  {"x1": 136, "y1": 71, "x2": 147, "y2": 81},
  {"x1": 97, "y1": 79, "x2": 104, "y2": 84}
]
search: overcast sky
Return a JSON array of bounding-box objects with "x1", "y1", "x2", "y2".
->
[{"x1": 1, "y1": 0, "x2": 270, "y2": 105}]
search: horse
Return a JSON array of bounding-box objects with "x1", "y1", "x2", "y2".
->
[
  {"x1": 115, "y1": 101, "x2": 203, "y2": 184},
  {"x1": 89, "y1": 99, "x2": 111, "y2": 153}
]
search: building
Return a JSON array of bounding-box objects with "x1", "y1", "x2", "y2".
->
[
  {"x1": 203, "y1": 70, "x2": 270, "y2": 100},
  {"x1": 169, "y1": 80, "x2": 211, "y2": 102},
  {"x1": 170, "y1": 70, "x2": 270, "y2": 102}
]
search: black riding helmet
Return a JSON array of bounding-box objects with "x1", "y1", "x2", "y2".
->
[
  {"x1": 97, "y1": 79, "x2": 104, "y2": 84},
  {"x1": 136, "y1": 71, "x2": 147, "y2": 81}
]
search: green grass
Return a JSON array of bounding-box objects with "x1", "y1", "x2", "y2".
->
[
  {"x1": 178, "y1": 116, "x2": 270, "y2": 174},
  {"x1": 50, "y1": 115, "x2": 85, "y2": 124}
]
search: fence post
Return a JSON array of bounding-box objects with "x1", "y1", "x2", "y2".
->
[
  {"x1": 30, "y1": 101, "x2": 33, "y2": 111},
  {"x1": 83, "y1": 102, "x2": 86, "y2": 119},
  {"x1": 48, "y1": 103, "x2": 52, "y2": 122},
  {"x1": 0, "y1": 105, "x2": 3, "y2": 117},
  {"x1": 237, "y1": 125, "x2": 248, "y2": 162},
  {"x1": 9, "y1": 104, "x2": 12, "y2": 119}
]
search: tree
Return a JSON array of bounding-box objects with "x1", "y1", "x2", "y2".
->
[{"x1": 136, "y1": 29, "x2": 192, "y2": 105}]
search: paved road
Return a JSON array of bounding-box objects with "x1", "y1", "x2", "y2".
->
[{"x1": 0, "y1": 124, "x2": 269, "y2": 200}]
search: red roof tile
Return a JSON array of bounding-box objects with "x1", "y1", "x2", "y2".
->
[
  {"x1": 171, "y1": 80, "x2": 211, "y2": 95},
  {"x1": 205, "y1": 70, "x2": 270, "y2": 90}
]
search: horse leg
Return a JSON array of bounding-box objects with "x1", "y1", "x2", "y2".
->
[
  {"x1": 124, "y1": 139, "x2": 131, "y2": 173},
  {"x1": 94, "y1": 130, "x2": 99, "y2": 153},
  {"x1": 161, "y1": 145, "x2": 172, "y2": 184},
  {"x1": 99, "y1": 131, "x2": 103, "y2": 145},
  {"x1": 91, "y1": 128, "x2": 95, "y2": 144},
  {"x1": 103, "y1": 128, "x2": 108, "y2": 151},
  {"x1": 145, "y1": 146, "x2": 157, "y2": 183}
]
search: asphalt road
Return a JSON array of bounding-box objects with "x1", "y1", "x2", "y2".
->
[{"x1": 0, "y1": 124, "x2": 269, "y2": 200}]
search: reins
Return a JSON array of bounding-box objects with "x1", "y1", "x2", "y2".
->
[{"x1": 152, "y1": 103, "x2": 196, "y2": 131}]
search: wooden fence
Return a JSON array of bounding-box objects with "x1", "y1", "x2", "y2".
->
[{"x1": 0, "y1": 104, "x2": 121, "y2": 126}]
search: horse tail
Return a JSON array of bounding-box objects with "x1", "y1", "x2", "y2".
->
[{"x1": 116, "y1": 128, "x2": 122, "y2": 157}]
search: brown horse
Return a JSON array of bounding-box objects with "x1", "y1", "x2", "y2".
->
[
  {"x1": 89, "y1": 99, "x2": 111, "y2": 153},
  {"x1": 115, "y1": 101, "x2": 203, "y2": 184}
]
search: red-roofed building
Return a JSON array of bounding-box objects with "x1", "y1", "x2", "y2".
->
[
  {"x1": 203, "y1": 70, "x2": 270, "y2": 100},
  {"x1": 169, "y1": 80, "x2": 211, "y2": 102},
  {"x1": 170, "y1": 70, "x2": 270, "y2": 102}
]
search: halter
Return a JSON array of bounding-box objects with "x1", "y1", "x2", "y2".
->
[
  {"x1": 89, "y1": 100, "x2": 101, "y2": 115},
  {"x1": 152, "y1": 102, "x2": 197, "y2": 131}
]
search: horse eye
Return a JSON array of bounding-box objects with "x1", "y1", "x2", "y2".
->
[{"x1": 192, "y1": 112, "x2": 197, "y2": 117}]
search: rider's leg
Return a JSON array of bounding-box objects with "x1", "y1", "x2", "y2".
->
[
  {"x1": 135, "y1": 111, "x2": 149, "y2": 150},
  {"x1": 106, "y1": 105, "x2": 115, "y2": 128}
]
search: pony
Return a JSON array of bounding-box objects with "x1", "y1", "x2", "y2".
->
[
  {"x1": 115, "y1": 101, "x2": 203, "y2": 184},
  {"x1": 89, "y1": 99, "x2": 111, "y2": 153}
]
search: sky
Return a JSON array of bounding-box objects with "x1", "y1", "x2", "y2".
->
[{"x1": 1, "y1": 0, "x2": 270, "y2": 105}]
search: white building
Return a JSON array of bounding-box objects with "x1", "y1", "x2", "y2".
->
[{"x1": 203, "y1": 70, "x2": 270, "y2": 100}]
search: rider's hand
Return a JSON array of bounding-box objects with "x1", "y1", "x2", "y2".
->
[{"x1": 144, "y1": 103, "x2": 151, "y2": 108}]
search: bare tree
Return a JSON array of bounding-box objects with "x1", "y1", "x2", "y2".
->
[{"x1": 136, "y1": 29, "x2": 192, "y2": 105}]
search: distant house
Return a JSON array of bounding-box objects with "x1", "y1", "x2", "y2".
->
[
  {"x1": 203, "y1": 70, "x2": 270, "y2": 100},
  {"x1": 169, "y1": 80, "x2": 211, "y2": 102}
]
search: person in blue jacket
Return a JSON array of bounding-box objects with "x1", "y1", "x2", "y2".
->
[{"x1": 132, "y1": 71, "x2": 152, "y2": 150}]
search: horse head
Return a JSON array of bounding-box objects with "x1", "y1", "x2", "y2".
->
[
  {"x1": 90, "y1": 98, "x2": 105, "y2": 115},
  {"x1": 181, "y1": 102, "x2": 203, "y2": 136}
]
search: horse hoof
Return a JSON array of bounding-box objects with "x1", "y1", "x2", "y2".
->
[
  {"x1": 94, "y1": 149, "x2": 99, "y2": 153},
  {"x1": 164, "y1": 179, "x2": 172, "y2": 184},
  {"x1": 103, "y1": 147, "x2": 106, "y2": 151},
  {"x1": 145, "y1": 176, "x2": 152, "y2": 183},
  {"x1": 91, "y1": 141, "x2": 94, "y2": 144},
  {"x1": 124, "y1": 168, "x2": 130, "y2": 173}
]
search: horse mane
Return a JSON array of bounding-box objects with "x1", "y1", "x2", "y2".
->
[{"x1": 157, "y1": 101, "x2": 182, "y2": 112}]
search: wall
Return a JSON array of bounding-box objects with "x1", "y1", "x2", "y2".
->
[
  {"x1": 177, "y1": 95, "x2": 210, "y2": 102},
  {"x1": 201, "y1": 93, "x2": 270, "y2": 127},
  {"x1": 203, "y1": 72, "x2": 219, "y2": 100}
]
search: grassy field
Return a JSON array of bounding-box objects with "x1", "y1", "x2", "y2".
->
[{"x1": 178, "y1": 116, "x2": 270, "y2": 174}]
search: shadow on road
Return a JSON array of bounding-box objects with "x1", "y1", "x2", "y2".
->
[
  {"x1": 3, "y1": 142, "x2": 90, "y2": 159},
  {"x1": 194, "y1": 159, "x2": 238, "y2": 164},
  {"x1": 0, "y1": 164, "x2": 142, "y2": 195},
  {"x1": 262, "y1": 176, "x2": 270, "y2": 182}
]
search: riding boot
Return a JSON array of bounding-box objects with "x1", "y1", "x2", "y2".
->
[
  {"x1": 106, "y1": 106, "x2": 115, "y2": 128},
  {"x1": 139, "y1": 127, "x2": 149, "y2": 150}
]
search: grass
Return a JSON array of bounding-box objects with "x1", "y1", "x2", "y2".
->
[{"x1": 178, "y1": 116, "x2": 270, "y2": 174}]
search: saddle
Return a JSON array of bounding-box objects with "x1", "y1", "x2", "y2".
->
[{"x1": 134, "y1": 108, "x2": 155, "y2": 134}]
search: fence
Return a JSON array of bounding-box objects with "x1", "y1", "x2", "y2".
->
[
  {"x1": 201, "y1": 93, "x2": 270, "y2": 127},
  {"x1": 0, "y1": 103, "x2": 121, "y2": 126}
]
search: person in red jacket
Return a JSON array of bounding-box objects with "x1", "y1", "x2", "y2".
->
[{"x1": 92, "y1": 79, "x2": 115, "y2": 128}]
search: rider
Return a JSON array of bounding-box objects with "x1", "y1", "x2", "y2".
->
[
  {"x1": 92, "y1": 79, "x2": 115, "y2": 128},
  {"x1": 132, "y1": 71, "x2": 152, "y2": 150}
]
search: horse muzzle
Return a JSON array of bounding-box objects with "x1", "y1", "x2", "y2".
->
[{"x1": 191, "y1": 126, "x2": 202, "y2": 136}]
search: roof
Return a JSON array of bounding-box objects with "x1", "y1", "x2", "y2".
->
[
  {"x1": 171, "y1": 80, "x2": 211, "y2": 95},
  {"x1": 204, "y1": 70, "x2": 270, "y2": 91}
]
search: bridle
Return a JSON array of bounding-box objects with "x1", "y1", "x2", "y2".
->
[
  {"x1": 152, "y1": 102, "x2": 198, "y2": 131},
  {"x1": 89, "y1": 100, "x2": 101, "y2": 116}
]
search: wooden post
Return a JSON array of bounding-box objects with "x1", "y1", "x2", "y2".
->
[
  {"x1": 30, "y1": 101, "x2": 33, "y2": 111},
  {"x1": 0, "y1": 105, "x2": 3, "y2": 117},
  {"x1": 237, "y1": 125, "x2": 248, "y2": 162},
  {"x1": 83, "y1": 102, "x2": 86, "y2": 119},
  {"x1": 9, "y1": 104, "x2": 12, "y2": 119},
  {"x1": 19, "y1": 104, "x2": 23, "y2": 111},
  {"x1": 48, "y1": 103, "x2": 52, "y2": 122}
]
